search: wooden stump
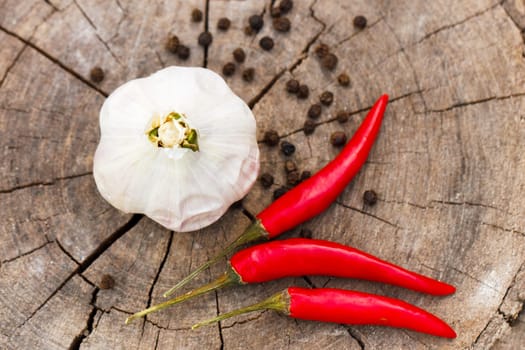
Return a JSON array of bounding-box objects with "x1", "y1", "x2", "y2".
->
[{"x1": 1, "y1": 0, "x2": 524, "y2": 349}]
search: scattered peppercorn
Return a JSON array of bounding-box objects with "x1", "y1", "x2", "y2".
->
[
  {"x1": 280, "y1": 141, "x2": 296, "y2": 156},
  {"x1": 299, "y1": 228, "x2": 313, "y2": 239},
  {"x1": 338, "y1": 72, "x2": 351, "y2": 87},
  {"x1": 300, "y1": 170, "x2": 311, "y2": 181},
  {"x1": 242, "y1": 67, "x2": 255, "y2": 82},
  {"x1": 279, "y1": 0, "x2": 294, "y2": 14},
  {"x1": 198, "y1": 31, "x2": 213, "y2": 47},
  {"x1": 259, "y1": 36, "x2": 274, "y2": 51},
  {"x1": 273, "y1": 17, "x2": 291, "y2": 32},
  {"x1": 330, "y1": 131, "x2": 347, "y2": 147},
  {"x1": 363, "y1": 190, "x2": 378, "y2": 206},
  {"x1": 263, "y1": 130, "x2": 280, "y2": 146},
  {"x1": 249, "y1": 14, "x2": 264, "y2": 31},
  {"x1": 287, "y1": 170, "x2": 301, "y2": 186},
  {"x1": 297, "y1": 84, "x2": 309, "y2": 99},
  {"x1": 353, "y1": 15, "x2": 367, "y2": 29},
  {"x1": 320, "y1": 91, "x2": 334, "y2": 106},
  {"x1": 322, "y1": 53, "x2": 338, "y2": 70},
  {"x1": 165, "y1": 35, "x2": 180, "y2": 53},
  {"x1": 233, "y1": 48, "x2": 246, "y2": 63},
  {"x1": 284, "y1": 160, "x2": 297, "y2": 173},
  {"x1": 259, "y1": 173, "x2": 274, "y2": 188},
  {"x1": 307, "y1": 103, "x2": 322, "y2": 119},
  {"x1": 286, "y1": 79, "x2": 300, "y2": 93},
  {"x1": 303, "y1": 119, "x2": 316, "y2": 135},
  {"x1": 244, "y1": 25, "x2": 254, "y2": 36},
  {"x1": 315, "y1": 43, "x2": 330, "y2": 59},
  {"x1": 273, "y1": 186, "x2": 287, "y2": 200},
  {"x1": 99, "y1": 274, "x2": 115, "y2": 289},
  {"x1": 336, "y1": 110, "x2": 350, "y2": 123},
  {"x1": 191, "y1": 8, "x2": 203, "y2": 22},
  {"x1": 222, "y1": 62, "x2": 236, "y2": 76},
  {"x1": 177, "y1": 45, "x2": 190, "y2": 60},
  {"x1": 217, "y1": 17, "x2": 231, "y2": 31},
  {"x1": 90, "y1": 66, "x2": 104, "y2": 83},
  {"x1": 270, "y1": 6, "x2": 281, "y2": 18}
]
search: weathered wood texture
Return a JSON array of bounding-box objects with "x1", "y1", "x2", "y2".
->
[{"x1": 1, "y1": 0, "x2": 524, "y2": 349}]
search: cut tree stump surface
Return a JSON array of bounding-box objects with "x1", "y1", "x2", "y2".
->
[{"x1": 1, "y1": 0, "x2": 524, "y2": 349}]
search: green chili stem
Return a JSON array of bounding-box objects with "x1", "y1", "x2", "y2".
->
[
  {"x1": 162, "y1": 221, "x2": 267, "y2": 298},
  {"x1": 125, "y1": 272, "x2": 235, "y2": 324},
  {"x1": 191, "y1": 290, "x2": 289, "y2": 330}
]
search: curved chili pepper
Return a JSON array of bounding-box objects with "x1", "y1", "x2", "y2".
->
[
  {"x1": 125, "y1": 238, "x2": 454, "y2": 324},
  {"x1": 192, "y1": 287, "x2": 457, "y2": 339},
  {"x1": 164, "y1": 94, "x2": 390, "y2": 297}
]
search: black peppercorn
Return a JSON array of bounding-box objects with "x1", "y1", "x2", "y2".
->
[
  {"x1": 300, "y1": 170, "x2": 311, "y2": 181},
  {"x1": 233, "y1": 48, "x2": 246, "y2": 63},
  {"x1": 338, "y1": 72, "x2": 350, "y2": 86},
  {"x1": 284, "y1": 160, "x2": 297, "y2": 173},
  {"x1": 99, "y1": 274, "x2": 115, "y2": 289},
  {"x1": 297, "y1": 84, "x2": 309, "y2": 99},
  {"x1": 165, "y1": 35, "x2": 180, "y2": 53},
  {"x1": 307, "y1": 103, "x2": 322, "y2": 119},
  {"x1": 217, "y1": 17, "x2": 231, "y2": 31},
  {"x1": 273, "y1": 17, "x2": 291, "y2": 32},
  {"x1": 322, "y1": 53, "x2": 338, "y2": 70},
  {"x1": 263, "y1": 130, "x2": 280, "y2": 146},
  {"x1": 198, "y1": 32, "x2": 213, "y2": 47},
  {"x1": 191, "y1": 8, "x2": 203, "y2": 22},
  {"x1": 330, "y1": 131, "x2": 347, "y2": 147},
  {"x1": 90, "y1": 66, "x2": 104, "y2": 83},
  {"x1": 336, "y1": 110, "x2": 350, "y2": 123},
  {"x1": 320, "y1": 91, "x2": 334, "y2": 106},
  {"x1": 280, "y1": 141, "x2": 296, "y2": 156},
  {"x1": 249, "y1": 14, "x2": 264, "y2": 31},
  {"x1": 303, "y1": 119, "x2": 316, "y2": 135},
  {"x1": 270, "y1": 6, "x2": 281, "y2": 18},
  {"x1": 315, "y1": 43, "x2": 330, "y2": 59},
  {"x1": 176, "y1": 45, "x2": 190, "y2": 60},
  {"x1": 259, "y1": 173, "x2": 274, "y2": 188},
  {"x1": 287, "y1": 170, "x2": 301, "y2": 186},
  {"x1": 222, "y1": 62, "x2": 236, "y2": 76},
  {"x1": 279, "y1": 0, "x2": 294, "y2": 14},
  {"x1": 259, "y1": 36, "x2": 274, "y2": 51},
  {"x1": 353, "y1": 15, "x2": 367, "y2": 29},
  {"x1": 286, "y1": 79, "x2": 300, "y2": 93},
  {"x1": 273, "y1": 186, "x2": 287, "y2": 199},
  {"x1": 363, "y1": 190, "x2": 378, "y2": 206},
  {"x1": 299, "y1": 228, "x2": 313, "y2": 239},
  {"x1": 242, "y1": 67, "x2": 255, "y2": 82}
]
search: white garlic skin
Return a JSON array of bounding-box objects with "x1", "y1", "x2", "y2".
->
[{"x1": 93, "y1": 66, "x2": 260, "y2": 232}]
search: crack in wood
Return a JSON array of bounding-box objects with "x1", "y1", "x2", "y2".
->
[
  {"x1": 0, "y1": 26, "x2": 108, "y2": 97},
  {"x1": 142, "y1": 231, "x2": 174, "y2": 335},
  {"x1": 203, "y1": 0, "x2": 210, "y2": 68},
  {"x1": 214, "y1": 290, "x2": 224, "y2": 350},
  {"x1": 68, "y1": 287, "x2": 99, "y2": 350},
  {"x1": 0, "y1": 171, "x2": 93, "y2": 194},
  {"x1": 423, "y1": 91, "x2": 525, "y2": 113},
  {"x1": 0, "y1": 240, "x2": 53, "y2": 265},
  {"x1": 335, "y1": 201, "x2": 401, "y2": 230},
  {"x1": 501, "y1": 0, "x2": 525, "y2": 44},
  {"x1": 13, "y1": 214, "x2": 142, "y2": 332},
  {"x1": 0, "y1": 45, "x2": 27, "y2": 90},
  {"x1": 416, "y1": 3, "x2": 500, "y2": 45},
  {"x1": 345, "y1": 327, "x2": 366, "y2": 350}
]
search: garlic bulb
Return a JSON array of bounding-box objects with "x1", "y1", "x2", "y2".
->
[{"x1": 93, "y1": 66, "x2": 260, "y2": 232}]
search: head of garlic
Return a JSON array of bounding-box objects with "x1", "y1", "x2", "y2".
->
[{"x1": 93, "y1": 66, "x2": 260, "y2": 232}]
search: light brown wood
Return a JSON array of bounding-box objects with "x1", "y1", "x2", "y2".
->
[{"x1": 1, "y1": 0, "x2": 524, "y2": 349}]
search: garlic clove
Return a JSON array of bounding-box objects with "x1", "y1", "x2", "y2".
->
[{"x1": 93, "y1": 66, "x2": 259, "y2": 232}]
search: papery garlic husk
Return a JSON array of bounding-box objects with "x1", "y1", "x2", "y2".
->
[{"x1": 93, "y1": 66, "x2": 260, "y2": 232}]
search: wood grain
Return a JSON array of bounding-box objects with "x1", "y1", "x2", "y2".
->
[{"x1": 1, "y1": 0, "x2": 524, "y2": 349}]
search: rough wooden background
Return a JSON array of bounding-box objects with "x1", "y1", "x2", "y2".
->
[{"x1": 1, "y1": 0, "x2": 524, "y2": 349}]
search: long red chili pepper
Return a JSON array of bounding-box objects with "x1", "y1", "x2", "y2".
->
[
  {"x1": 192, "y1": 287, "x2": 457, "y2": 339},
  {"x1": 125, "y1": 238, "x2": 454, "y2": 324},
  {"x1": 164, "y1": 94, "x2": 390, "y2": 297}
]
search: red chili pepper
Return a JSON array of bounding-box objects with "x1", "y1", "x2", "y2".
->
[
  {"x1": 192, "y1": 287, "x2": 457, "y2": 339},
  {"x1": 164, "y1": 94, "x2": 390, "y2": 297},
  {"x1": 125, "y1": 238, "x2": 454, "y2": 324}
]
